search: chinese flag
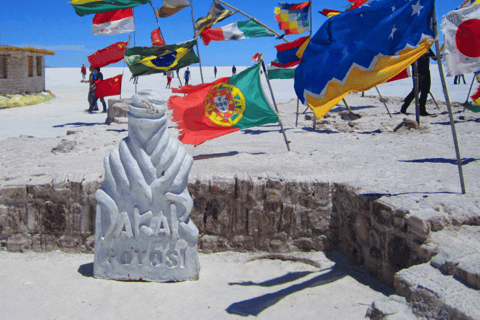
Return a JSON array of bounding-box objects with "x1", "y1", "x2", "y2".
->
[
  {"x1": 95, "y1": 74, "x2": 122, "y2": 98},
  {"x1": 151, "y1": 29, "x2": 166, "y2": 46},
  {"x1": 88, "y1": 41, "x2": 128, "y2": 68}
]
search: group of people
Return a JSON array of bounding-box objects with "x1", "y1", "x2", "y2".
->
[{"x1": 82, "y1": 65, "x2": 107, "y2": 113}]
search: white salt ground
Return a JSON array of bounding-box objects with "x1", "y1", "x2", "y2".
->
[{"x1": 1, "y1": 66, "x2": 479, "y2": 319}]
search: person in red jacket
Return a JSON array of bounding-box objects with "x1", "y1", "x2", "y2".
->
[{"x1": 81, "y1": 64, "x2": 87, "y2": 81}]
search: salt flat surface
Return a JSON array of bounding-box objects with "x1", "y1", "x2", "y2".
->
[
  {"x1": 0, "y1": 250, "x2": 393, "y2": 320},
  {"x1": 0, "y1": 65, "x2": 476, "y2": 141}
]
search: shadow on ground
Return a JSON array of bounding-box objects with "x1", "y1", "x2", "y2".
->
[
  {"x1": 193, "y1": 151, "x2": 266, "y2": 161},
  {"x1": 399, "y1": 157, "x2": 478, "y2": 165},
  {"x1": 78, "y1": 262, "x2": 93, "y2": 277},
  {"x1": 53, "y1": 122, "x2": 106, "y2": 128},
  {"x1": 361, "y1": 191, "x2": 459, "y2": 200},
  {"x1": 226, "y1": 251, "x2": 394, "y2": 317}
]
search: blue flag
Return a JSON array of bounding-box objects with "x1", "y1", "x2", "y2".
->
[{"x1": 295, "y1": 0, "x2": 435, "y2": 119}]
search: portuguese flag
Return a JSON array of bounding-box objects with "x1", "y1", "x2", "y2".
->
[
  {"x1": 169, "y1": 63, "x2": 278, "y2": 146},
  {"x1": 125, "y1": 40, "x2": 199, "y2": 77},
  {"x1": 71, "y1": 0, "x2": 150, "y2": 17}
]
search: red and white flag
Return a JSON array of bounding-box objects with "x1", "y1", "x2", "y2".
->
[
  {"x1": 441, "y1": 4, "x2": 480, "y2": 76},
  {"x1": 92, "y1": 8, "x2": 135, "y2": 35}
]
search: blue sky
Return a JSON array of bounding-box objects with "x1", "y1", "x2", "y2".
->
[{"x1": 0, "y1": 0, "x2": 461, "y2": 67}]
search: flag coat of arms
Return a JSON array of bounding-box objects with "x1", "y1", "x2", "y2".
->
[
  {"x1": 95, "y1": 74, "x2": 123, "y2": 98},
  {"x1": 201, "y1": 20, "x2": 274, "y2": 45},
  {"x1": 194, "y1": 0, "x2": 235, "y2": 37},
  {"x1": 169, "y1": 63, "x2": 278, "y2": 146},
  {"x1": 156, "y1": 0, "x2": 190, "y2": 18},
  {"x1": 125, "y1": 40, "x2": 199, "y2": 77},
  {"x1": 88, "y1": 41, "x2": 128, "y2": 68},
  {"x1": 295, "y1": 0, "x2": 435, "y2": 119},
  {"x1": 91, "y1": 8, "x2": 134, "y2": 35},
  {"x1": 71, "y1": 0, "x2": 150, "y2": 17},
  {"x1": 441, "y1": 4, "x2": 480, "y2": 76},
  {"x1": 274, "y1": 2, "x2": 311, "y2": 35}
]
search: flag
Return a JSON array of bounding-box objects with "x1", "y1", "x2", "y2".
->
[
  {"x1": 387, "y1": 67, "x2": 411, "y2": 83},
  {"x1": 272, "y1": 35, "x2": 309, "y2": 68},
  {"x1": 201, "y1": 20, "x2": 274, "y2": 46},
  {"x1": 321, "y1": 0, "x2": 369, "y2": 18},
  {"x1": 91, "y1": 8, "x2": 134, "y2": 35},
  {"x1": 267, "y1": 62, "x2": 296, "y2": 79},
  {"x1": 441, "y1": 5, "x2": 480, "y2": 76},
  {"x1": 194, "y1": 0, "x2": 235, "y2": 37},
  {"x1": 151, "y1": 29, "x2": 166, "y2": 46},
  {"x1": 251, "y1": 53, "x2": 263, "y2": 63},
  {"x1": 459, "y1": 0, "x2": 480, "y2": 9},
  {"x1": 168, "y1": 63, "x2": 278, "y2": 146},
  {"x1": 71, "y1": 0, "x2": 150, "y2": 17},
  {"x1": 125, "y1": 40, "x2": 199, "y2": 77},
  {"x1": 88, "y1": 41, "x2": 128, "y2": 68},
  {"x1": 156, "y1": 0, "x2": 190, "y2": 17},
  {"x1": 320, "y1": 9, "x2": 342, "y2": 17},
  {"x1": 95, "y1": 74, "x2": 123, "y2": 98},
  {"x1": 274, "y1": 2, "x2": 311, "y2": 35},
  {"x1": 295, "y1": 0, "x2": 435, "y2": 120}
]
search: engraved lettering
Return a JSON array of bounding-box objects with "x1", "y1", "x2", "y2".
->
[
  {"x1": 113, "y1": 211, "x2": 134, "y2": 239},
  {"x1": 135, "y1": 249, "x2": 147, "y2": 264},
  {"x1": 133, "y1": 208, "x2": 152, "y2": 239},
  {"x1": 166, "y1": 249, "x2": 178, "y2": 268},
  {"x1": 150, "y1": 249, "x2": 163, "y2": 266},
  {"x1": 107, "y1": 247, "x2": 117, "y2": 263},
  {"x1": 120, "y1": 249, "x2": 133, "y2": 265},
  {"x1": 170, "y1": 204, "x2": 179, "y2": 242},
  {"x1": 180, "y1": 248, "x2": 186, "y2": 268}
]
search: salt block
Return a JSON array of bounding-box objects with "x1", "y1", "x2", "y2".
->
[{"x1": 93, "y1": 90, "x2": 200, "y2": 282}]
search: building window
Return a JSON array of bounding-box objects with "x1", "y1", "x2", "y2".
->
[
  {"x1": 0, "y1": 55, "x2": 7, "y2": 79},
  {"x1": 36, "y1": 56, "x2": 42, "y2": 76},
  {"x1": 28, "y1": 56, "x2": 33, "y2": 77}
]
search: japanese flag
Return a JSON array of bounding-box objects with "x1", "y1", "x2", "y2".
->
[{"x1": 442, "y1": 4, "x2": 480, "y2": 76}]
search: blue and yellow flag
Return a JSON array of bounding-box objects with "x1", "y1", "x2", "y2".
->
[{"x1": 295, "y1": 0, "x2": 435, "y2": 119}]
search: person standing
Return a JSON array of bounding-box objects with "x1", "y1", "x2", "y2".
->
[
  {"x1": 454, "y1": 74, "x2": 466, "y2": 85},
  {"x1": 400, "y1": 49, "x2": 437, "y2": 116},
  {"x1": 81, "y1": 64, "x2": 87, "y2": 81},
  {"x1": 232, "y1": 65, "x2": 237, "y2": 76},
  {"x1": 214, "y1": 66, "x2": 217, "y2": 78},
  {"x1": 87, "y1": 66, "x2": 98, "y2": 113},
  {"x1": 166, "y1": 70, "x2": 173, "y2": 89},
  {"x1": 95, "y1": 67, "x2": 108, "y2": 113},
  {"x1": 184, "y1": 67, "x2": 191, "y2": 85}
]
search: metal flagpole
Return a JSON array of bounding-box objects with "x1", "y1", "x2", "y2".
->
[
  {"x1": 413, "y1": 61, "x2": 420, "y2": 125},
  {"x1": 342, "y1": 98, "x2": 353, "y2": 113},
  {"x1": 374, "y1": 86, "x2": 392, "y2": 117},
  {"x1": 261, "y1": 60, "x2": 291, "y2": 151},
  {"x1": 149, "y1": 1, "x2": 166, "y2": 41},
  {"x1": 133, "y1": 8, "x2": 137, "y2": 94},
  {"x1": 309, "y1": 1, "x2": 316, "y2": 129},
  {"x1": 429, "y1": 92, "x2": 440, "y2": 110},
  {"x1": 465, "y1": 74, "x2": 476, "y2": 104},
  {"x1": 433, "y1": 4, "x2": 466, "y2": 194},
  {"x1": 176, "y1": 69, "x2": 183, "y2": 86},
  {"x1": 217, "y1": 0, "x2": 289, "y2": 43},
  {"x1": 190, "y1": 0, "x2": 204, "y2": 83}
]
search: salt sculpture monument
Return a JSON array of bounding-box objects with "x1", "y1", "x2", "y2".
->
[{"x1": 93, "y1": 91, "x2": 200, "y2": 282}]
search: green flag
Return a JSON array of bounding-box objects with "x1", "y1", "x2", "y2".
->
[
  {"x1": 125, "y1": 40, "x2": 199, "y2": 77},
  {"x1": 71, "y1": 0, "x2": 150, "y2": 17},
  {"x1": 267, "y1": 60, "x2": 296, "y2": 80}
]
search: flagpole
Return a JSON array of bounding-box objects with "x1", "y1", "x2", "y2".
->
[
  {"x1": 309, "y1": 1, "x2": 316, "y2": 129},
  {"x1": 413, "y1": 61, "x2": 420, "y2": 125},
  {"x1": 149, "y1": 0, "x2": 166, "y2": 42},
  {"x1": 133, "y1": 7, "x2": 137, "y2": 94},
  {"x1": 375, "y1": 86, "x2": 392, "y2": 117},
  {"x1": 433, "y1": 4, "x2": 466, "y2": 194},
  {"x1": 260, "y1": 60, "x2": 291, "y2": 151},
  {"x1": 465, "y1": 74, "x2": 476, "y2": 103},
  {"x1": 217, "y1": 0, "x2": 289, "y2": 43},
  {"x1": 190, "y1": 0, "x2": 204, "y2": 83}
]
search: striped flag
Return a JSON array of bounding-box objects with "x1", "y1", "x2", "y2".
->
[
  {"x1": 91, "y1": 8, "x2": 134, "y2": 35},
  {"x1": 267, "y1": 62, "x2": 296, "y2": 79},
  {"x1": 71, "y1": 0, "x2": 149, "y2": 17},
  {"x1": 201, "y1": 20, "x2": 274, "y2": 46}
]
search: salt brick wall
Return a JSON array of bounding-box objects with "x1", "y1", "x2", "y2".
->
[{"x1": 0, "y1": 51, "x2": 46, "y2": 95}]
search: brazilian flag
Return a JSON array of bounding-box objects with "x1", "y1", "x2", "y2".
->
[{"x1": 125, "y1": 40, "x2": 199, "y2": 77}]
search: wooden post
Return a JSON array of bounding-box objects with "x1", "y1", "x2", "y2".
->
[
  {"x1": 429, "y1": 91, "x2": 440, "y2": 110},
  {"x1": 433, "y1": 5, "x2": 466, "y2": 194},
  {"x1": 375, "y1": 86, "x2": 392, "y2": 117},
  {"x1": 342, "y1": 98, "x2": 353, "y2": 113},
  {"x1": 295, "y1": 99, "x2": 300, "y2": 127},
  {"x1": 413, "y1": 61, "x2": 420, "y2": 125},
  {"x1": 190, "y1": 0, "x2": 204, "y2": 83},
  {"x1": 260, "y1": 60, "x2": 291, "y2": 151},
  {"x1": 217, "y1": 0, "x2": 289, "y2": 43}
]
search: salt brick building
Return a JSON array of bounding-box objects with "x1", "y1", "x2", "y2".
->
[{"x1": 0, "y1": 46, "x2": 55, "y2": 95}]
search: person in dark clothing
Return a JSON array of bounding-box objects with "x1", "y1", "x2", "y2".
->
[
  {"x1": 95, "y1": 67, "x2": 107, "y2": 113},
  {"x1": 232, "y1": 65, "x2": 236, "y2": 75},
  {"x1": 454, "y1": 74, "x2": 466, "y2": 85},
  {"x1": 400, "y1": 49, "x2": 437, "y2": 116},
  {"x1": 184, "y1": 67, "x2": 191, "y2": 85},
  {"x1": 87, "y1": 66, "x2": 98, "y2": 113},
  {"x1": 214, "y1": 66, "x2": 217, "y2": 78}
]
